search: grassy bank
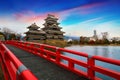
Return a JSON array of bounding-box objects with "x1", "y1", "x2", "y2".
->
[
  {"x1": 28, "y1": 40, "x2": 120, "y2": 48},
  {"x1": 29, "y1": 40, "x2": 67, "y2": 48}
]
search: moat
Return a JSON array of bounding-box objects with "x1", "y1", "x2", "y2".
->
[{"x1": 63, "y1": 45, "x2": 120, "y2": 80}]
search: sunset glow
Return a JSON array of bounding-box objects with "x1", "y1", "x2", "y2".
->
[{"x1": 0, "y1": 0, "x2": 120, "y2": 37}]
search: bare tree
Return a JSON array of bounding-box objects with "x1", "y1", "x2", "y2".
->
[
  {"x1": 2, "y1": 27, "x2": 14, "y2": 34},
  {"x1": 1, "y1": 27, "x2": 15, "y2": 40}
]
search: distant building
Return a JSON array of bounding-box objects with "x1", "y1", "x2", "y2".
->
[
  {"x1": 90, "y1": 30, "x2": 98, "y2": 41},
  {"x1": 89, "y1": 30, "x2": 98, "y2": 41},
  {"x1": 93, "y1": 30, "x2": 98, "y2": 40},
  {"x1": 42, "y1": 14, "x2": 65, "y2": 39},
  {"x1": 101, "y1": 32, "x2": 108, "y2": 40},
  {"x1": 67, "y1": 38, "x2": 73, "y2": 42},
  {"x1": 25, "y1": 23, "x2": 46, "y2": 40}
]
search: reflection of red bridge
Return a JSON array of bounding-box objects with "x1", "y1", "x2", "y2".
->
[{"x1": 0, "y1": 40, "x2": 120, "y2": 80}]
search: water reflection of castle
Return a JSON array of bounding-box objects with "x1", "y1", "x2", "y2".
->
[{"x1": 25, "y1": 14, "x2": 65, "y2": 40}]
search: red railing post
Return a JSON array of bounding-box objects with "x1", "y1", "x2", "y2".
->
[
  {"x1": 87, "y1": 55, "x2": 95, "y2": 80},
  {"x1": 40, "y1": 44, "x2": 44, "y2": 57},
  {"x1": 46, "y1": 47, "x2": 50, "y2": 60},
  {"x1": 68, "y1": 60, "x2": 74, "y2": 70},
  {"x1": 56, "y1": 47, "x2": 60, "y2": 63}
]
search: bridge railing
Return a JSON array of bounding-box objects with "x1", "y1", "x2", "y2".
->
[
  {"x1": 0, "y1": 41, "x2": 38, "y2": 80},
  {"x1": 5, "y1": 40, "x2": 120, "y2": 80}
]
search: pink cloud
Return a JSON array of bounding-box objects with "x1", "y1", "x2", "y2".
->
[
  {"x1": 13, "y1": 10, "x2": 60, "y2": 23},
  {"x1": 12, "y1": 2, "x2": 106, "y2": 23},
  {"x1": 13, "y1": 11, "x2": 44, "y2": 22}
]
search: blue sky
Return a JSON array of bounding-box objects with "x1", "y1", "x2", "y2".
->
[{"x1": 0, "y1": 0, "x2": 120, "y2": 37}]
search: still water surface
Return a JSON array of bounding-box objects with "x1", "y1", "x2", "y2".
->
[{"x1": 63, "y1": 45, "x2": 120, "y2": 80}]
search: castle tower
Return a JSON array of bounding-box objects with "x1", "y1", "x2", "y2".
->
[
  {"x1": 25, "y1": 23, "x2": 46, "y2": 40},
  {"x1": 42, "y1": 14, "x2": 65, "y2": 39}
]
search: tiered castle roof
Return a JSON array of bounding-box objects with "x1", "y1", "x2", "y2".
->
[
  {"x1": 25, "y1": 14, "x2": 65, "y2": 40},
  {"x1": 42, "y1": 14, "x2": 64, "y2": 39},
  {"x1": 25, "y1": 23, "x2": 45, "y2": 34}
]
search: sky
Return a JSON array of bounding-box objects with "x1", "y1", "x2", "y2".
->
[{"x1": 0, "y1": 0, "x2": 120, "y2": 38}]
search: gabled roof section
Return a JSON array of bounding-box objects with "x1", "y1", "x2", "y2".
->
[{"x1": 27, "y1": 23, "x2": 40, "y2": 29}]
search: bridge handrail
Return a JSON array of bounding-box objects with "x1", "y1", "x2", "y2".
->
[
  {"x1": 0, "y1": 41, "x2": 38, "y2": 80},
  {"x1": 5, "y1": 40, "x2": 120, "y2": 80}
]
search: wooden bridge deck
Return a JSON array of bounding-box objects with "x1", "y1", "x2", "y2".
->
[{"x1": 6, "y1": 44, "x2": 89, "y2": 80}]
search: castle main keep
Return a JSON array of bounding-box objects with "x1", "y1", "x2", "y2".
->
[{"x1": 25, "y1": 14, "x2": 65, "y2": 40}]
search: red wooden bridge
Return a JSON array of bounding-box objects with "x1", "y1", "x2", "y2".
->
[{"x1": 0, "y1": 40, "x2": 120, "y2": 80}]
